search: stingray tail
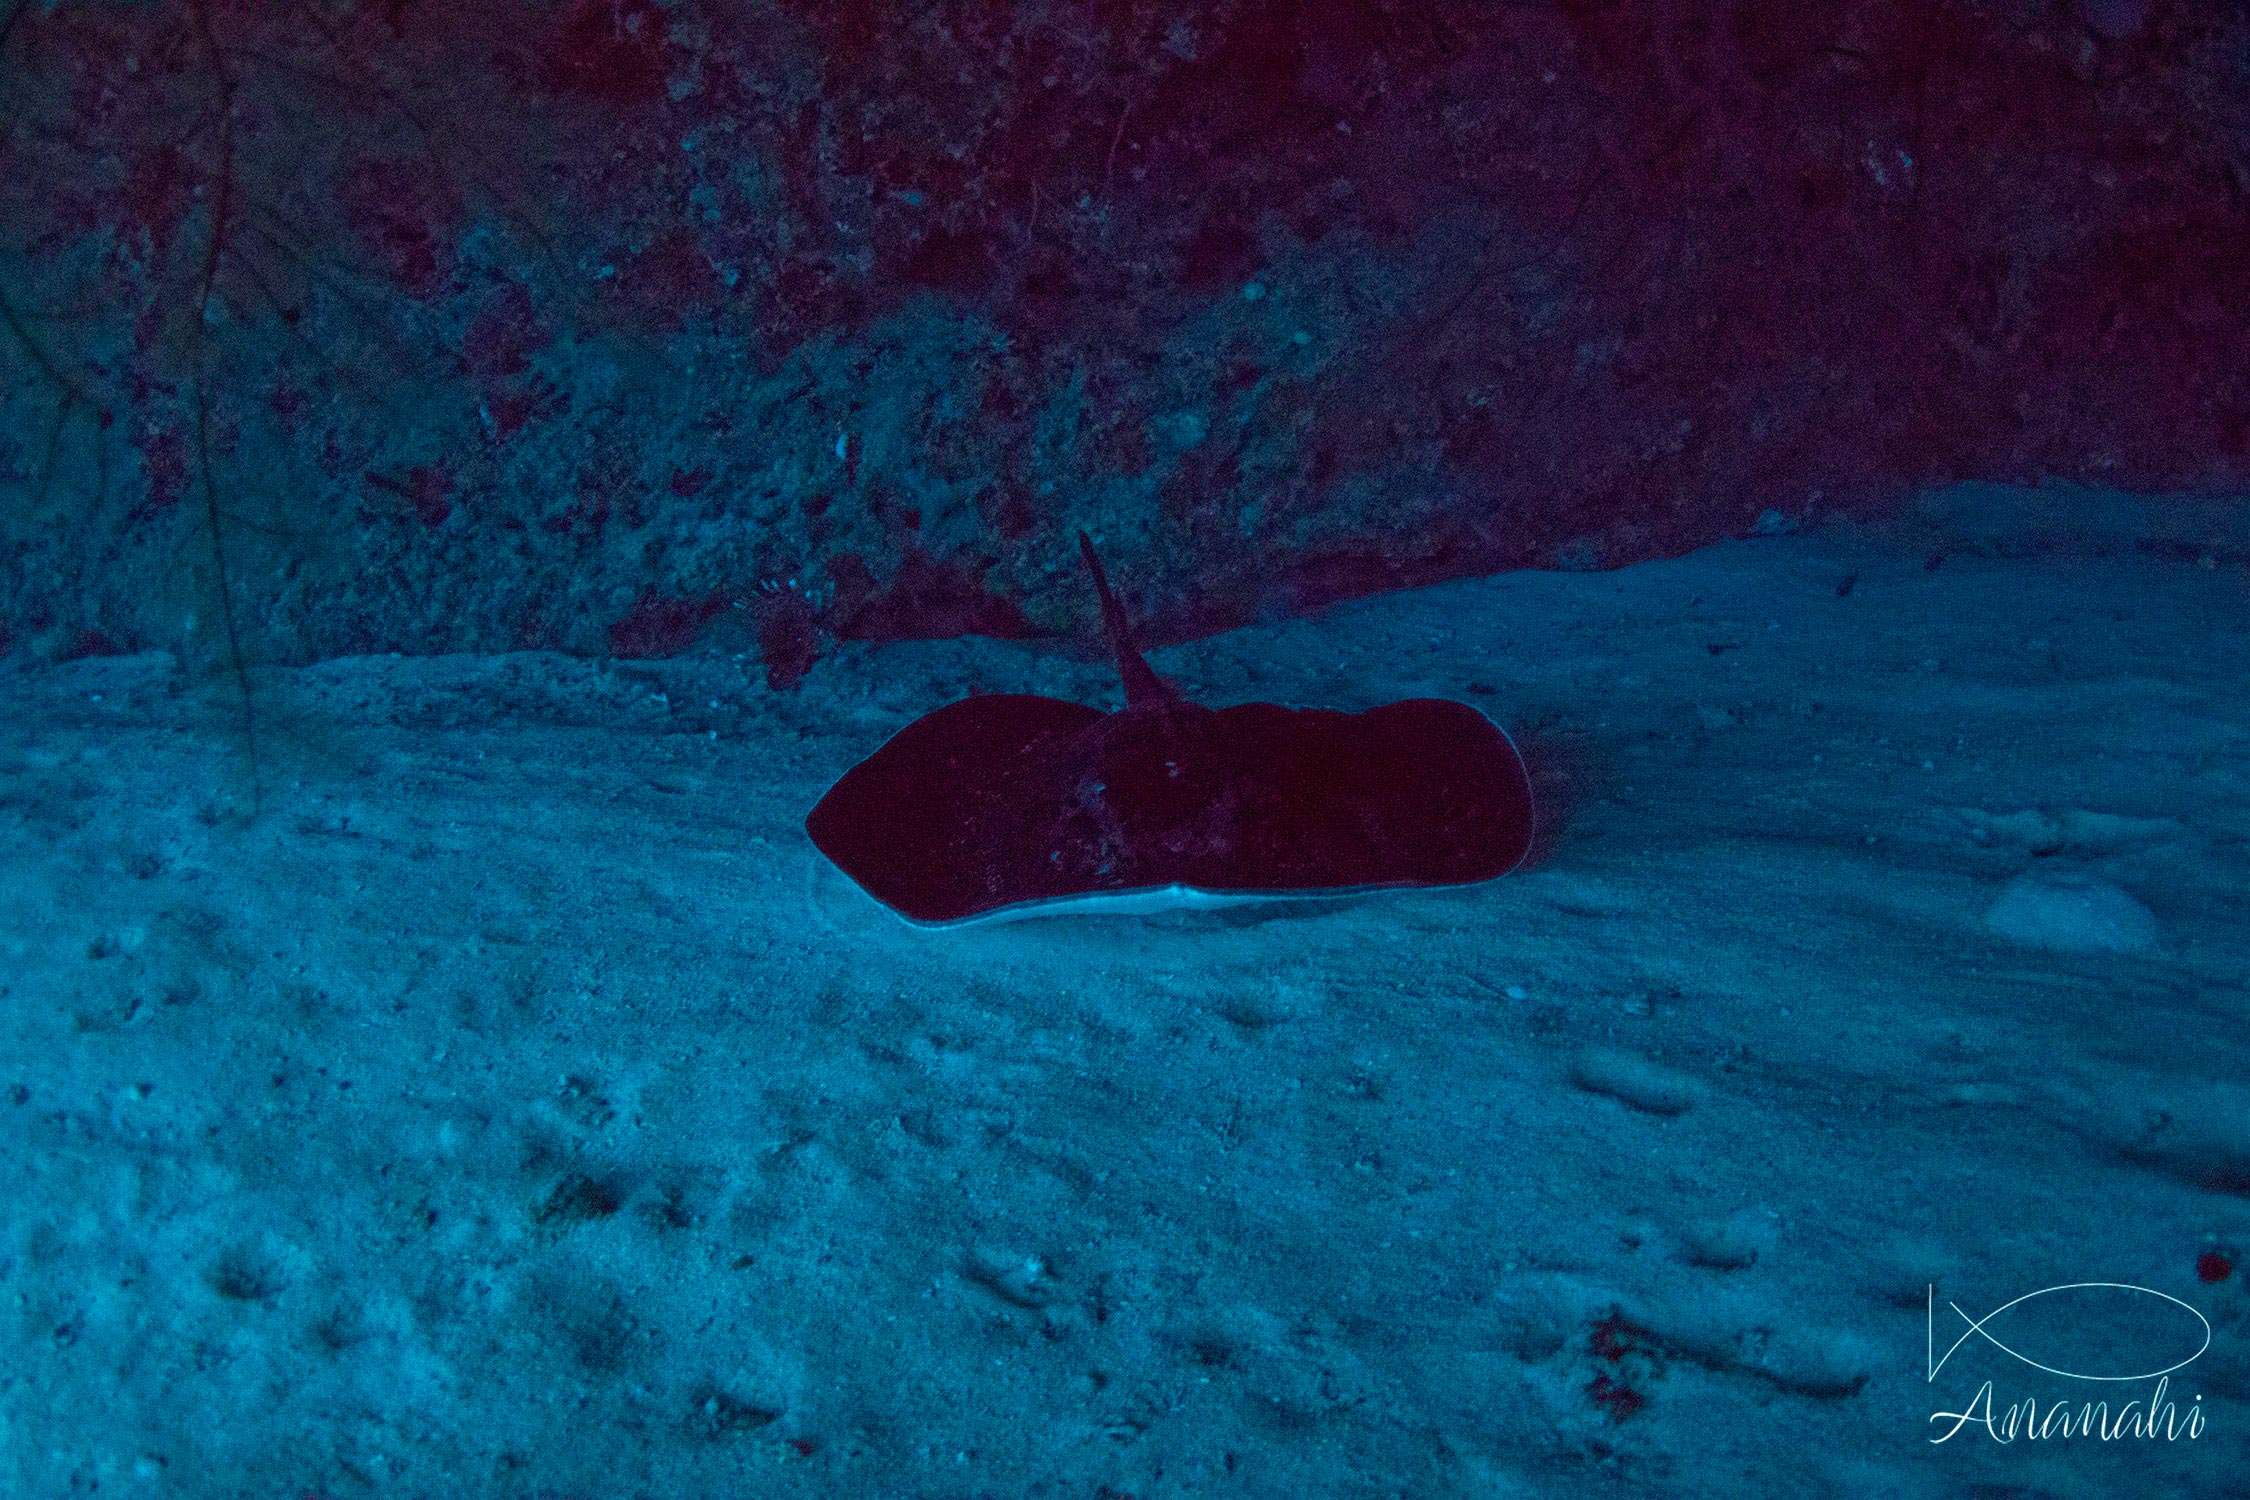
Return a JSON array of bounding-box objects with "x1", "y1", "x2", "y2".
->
[{"x1": 1078, "y1": 531, "x2": 1174, "y2": 709}]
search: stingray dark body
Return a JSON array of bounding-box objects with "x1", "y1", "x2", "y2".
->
[{"x1": 805, "y1": 536, "x2": 1535, "y2": 927}]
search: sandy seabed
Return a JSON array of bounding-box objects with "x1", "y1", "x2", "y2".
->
[{"x1": 4, "y1": 518, "x2": 2246, "y2": 1497}]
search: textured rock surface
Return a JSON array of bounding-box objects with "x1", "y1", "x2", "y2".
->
[{"x1": 3, "y1": 1, "x2": 2247, "y2": 678}]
